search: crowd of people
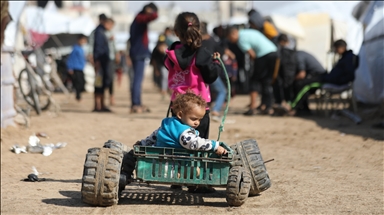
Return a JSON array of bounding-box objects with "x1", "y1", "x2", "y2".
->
[
  {"x1": 62, "y1": 2, "x2": 360, "y2": 193},
  {"x1": 65, "y1": 3, "x2": 358, "y2": 119}
]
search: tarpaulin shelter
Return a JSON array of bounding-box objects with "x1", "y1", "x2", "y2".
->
[{"x1": 352, "y1": 1, "x2": 384, "y2": 105}]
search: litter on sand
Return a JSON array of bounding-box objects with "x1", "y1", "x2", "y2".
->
[
  {"x1": 22, "y1": 167, "x2": 46, "y2": 182},
  {"x1": 10, "y1": 135, "x2": 67, "y2": 156}
]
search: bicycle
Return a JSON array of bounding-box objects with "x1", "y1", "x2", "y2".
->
[{"x1": 17, "y1": 49, "x2": 59, "y2": 115}]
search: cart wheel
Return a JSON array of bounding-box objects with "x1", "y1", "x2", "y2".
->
[
  {"x1": 226, "y1": 166, "x2": 251, "y2": 207},
  {"x1": 230, "y1": 139, "x2": 271, "y2": 195},
  {"x1": 103, "y1": 139, "x2": 130, "y2": 155},
  {"x1": 102, "y1": 140, "x2": 132, "y2": 194},
  {"x1": 81, "y1": 147, "x2": 123, "y2": 206}
]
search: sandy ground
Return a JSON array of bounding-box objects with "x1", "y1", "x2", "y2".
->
[{"x1": 1, "y1": 74, "x2": 383, "y2": 215}]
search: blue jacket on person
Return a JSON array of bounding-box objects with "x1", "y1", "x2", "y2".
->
[
  {"x1": 66, "y1": 44, "x2": 86, "y2": 71},
  {"x1": 322, "y1": 50, "x2": 357, "y2": 85},
  {"x1": 93, "y1": 24, "x2": 109, "y2": 62}
]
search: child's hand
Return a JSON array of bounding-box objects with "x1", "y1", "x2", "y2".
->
[
  {"x1": 213, "y1": 52, "x2": 221, "y2": 60},
  {"x1": 215, "y1": 146, "x2": 227, "y2": 156}
]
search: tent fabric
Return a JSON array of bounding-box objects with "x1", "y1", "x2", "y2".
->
[
  {"x1": 353, "y1": 1, "x2": 384, "y2": 105},
  {"x1": 259, "y1": 1, "x2": 363, "y2": 55},
  {"x1": 41, "y1": 33, "x2": 82, "y2": 49},
  {"x1": 270, "y1": 15, "x2": 305, "y2": 39},
  {"x1": 24, "y1": 6, "x2": 95, "y2": 36}
]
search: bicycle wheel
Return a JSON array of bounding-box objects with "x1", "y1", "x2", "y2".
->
[
  {"x1": 36, "y1": 75, "x2": 51, "y2": 110},
  {"x1": 18, "y1": 69, "x2": 42, "y2": 115}
]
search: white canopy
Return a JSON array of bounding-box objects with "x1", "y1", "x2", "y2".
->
[{"x1": 24, "y1": 6, "x2": 95, "y2": 36}]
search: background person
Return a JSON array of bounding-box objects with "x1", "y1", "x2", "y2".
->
[
  {"x1": 275, "y1": 39, "x2": 358, "y2": 116},
  {"x1": 129, "y1": 2, "x2": 158, "y2": 113},
  {"x1": 104, "y1": 18, "x2": 118, "y2": 106},
  {"x1": 150, "y1": 35, "x2": 168, "y2": 100},
  {"x1": 276, "y1": 34, "x2": 326, "y2": 114},
  {"x1": 200, "y1": 21, "x2": 227, "y2": 122},
  {"x1": 248, "y1": 9, "x2": 279, "y2": 43},
  {"x1": 88, "y1": 14, "x2": 107, "y2": 66},
  {"x1": 93, "y1": 14, "x2": 111, "y2": 112},
  {"x1": 66, "y1": 34, "x2": 88, "y2": 102},
  {"x1": 164, "y1": 27, "x2": 175, "y2": 47},
  {"x1": 227, "y1": 26, "x2": 278, "y2": 116},
  {"x1": 322, "y1": 39, "x2": 357, "y2": 86}
]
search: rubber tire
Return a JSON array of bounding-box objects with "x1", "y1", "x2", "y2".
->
[
  {"x1": 230, "y1": 139, "x2": 271, "y2": 195},
  {"x1": 103, "y1": 140, "x2": 130, "y2": 155},
  {"x1": 18, "y1": 69, "x2": 42, "y2": 115},
  {"x1": 226, "y1": 166, "x2": 251, "y2": 207},
  {"x1": 81, "y1": 147, "x2": 123, "y2": 206},
  {"x1": 103, "y1": 140, "x2": 133, "y2": 193},
  {"x1": 102, "y1": 139, "x2": 136, "y2": 180}
]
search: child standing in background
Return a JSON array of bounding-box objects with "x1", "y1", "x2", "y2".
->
[
  {"x1": 150, "y1": 35, "x2": 169, "y2": 100},
  {"x1": 66, "y1": 34, "x2": 88, "y2": 102}
]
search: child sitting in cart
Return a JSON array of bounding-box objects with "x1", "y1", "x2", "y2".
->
[{"x1": 135, "y1": 92, "x2": 227, "y2": 156}]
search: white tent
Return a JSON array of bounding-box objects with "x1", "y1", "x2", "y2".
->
[
  {"x1": 254, "y1": 2, "x2": 362, "y2": 67},
  {"x1": 24, "y1": 6, "x2": 95, "y2": 36},
  {"x1": 352, "y1": 1, "x2": 384, "y2": 105},
  {"x1": 258, "y1": 1, "x2": 363, "y2": 54}
]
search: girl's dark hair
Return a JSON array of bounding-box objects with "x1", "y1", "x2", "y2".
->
[{"x1": 174, "y1": 12, "x2": 202, "y2": 50}]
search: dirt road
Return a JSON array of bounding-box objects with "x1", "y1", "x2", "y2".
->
[{"x1": 1, "y1": 75, "x2": 383, "y2": 214}]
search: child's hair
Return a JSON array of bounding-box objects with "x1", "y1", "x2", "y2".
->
[
  {"x1": 77, "y1": 34, "x2": 87, "y2": 41},
  {"x1": 172, "y1": 91, "x2": 207, "y2": 114},
  {"x1": 333, "y1": 39, "x2": 347, "y2": 49},
  {"x1": 226, "y1": 26, "x2": 238, "y2": 37},
  {"x1": 277, "y1": 34, "x2": 288, "y2": 43},
  {"x1": 174, "y1": 12, "x2": 202, "y2": 50}
]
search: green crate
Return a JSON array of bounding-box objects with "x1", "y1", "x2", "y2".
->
[{"x1": 134, "y1": 142, "x2": 233, "y2": 186}]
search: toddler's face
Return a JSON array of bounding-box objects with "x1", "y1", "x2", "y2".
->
[{"x1": 177, "y1": 105, "x2": 206, "y2": 129}]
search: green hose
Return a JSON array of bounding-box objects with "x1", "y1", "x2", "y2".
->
[{"x1": 216, "y1": 58, "x2": 231, "y2": 142}]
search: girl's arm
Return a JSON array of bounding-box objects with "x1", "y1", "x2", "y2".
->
[
  {"x1": 179, "y1": 128, "x2": 218, "y2": 152},
  {"x1": 195, "y1": 47, "x2": 221, "y2": 84}
]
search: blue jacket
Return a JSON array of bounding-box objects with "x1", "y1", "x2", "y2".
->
[
  {"x1": 129, "y1": 12, "x2": 158, "y2": 60},
  {"x1": 93, "y1": 24, "x2": 109, "y2": 61},
  {"x1": 66, "y1": 44, "x2": 86, "y2": 71},
  {"x1": 322, "y1": 50, "x2": 357, "y2": 85},
  {"x1": 156, "y1": 117, "x2": 218, "y2": 151}
]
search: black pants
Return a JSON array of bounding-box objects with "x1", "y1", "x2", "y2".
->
[
  {"x1": 273, "y1": 77, "x2": 294, "y2": 105},
  {"x1": 171, "y1": 107, "x2": 210, "y2": 139},
  {"x1": 108, "y1": 60, "x2": 115, "y2": 96},
  {"x1": 94, "y1": 58, "x2": 111, "y2": 94},
  {"x1": 71, "y1": 70, "x2": 85, "y2": 100},
  {"x1": 250, "y1": 52, "x2": 278, "y2": 109},
  {"x1": 292, "y1": 74, "x2": 322, "y2": 110}
]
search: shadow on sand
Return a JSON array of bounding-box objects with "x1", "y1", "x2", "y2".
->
[{"x1": 42, "y1": 185, "x2": 234, "y2": 208}]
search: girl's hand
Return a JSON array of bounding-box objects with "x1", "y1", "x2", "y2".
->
[{"x1": 213, "y1": 52, "x2": 221, "y2": 60}]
